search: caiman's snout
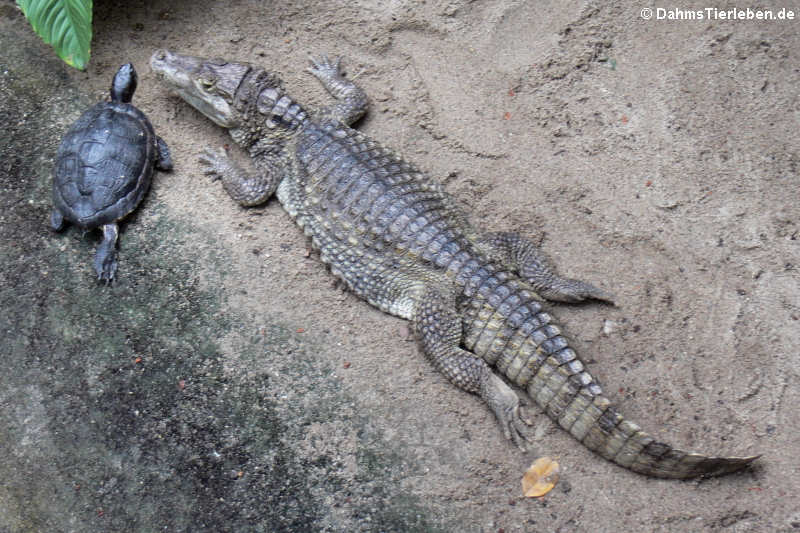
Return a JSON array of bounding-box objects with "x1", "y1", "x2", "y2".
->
[
  {"x1": 149, "y1": 49, "x2": 206, "y2": 90},
  {"x1": 150, "y1": 49, "x2": 204, "y2": 78},
  {"x1": 149, "y1": 49, "x2": 241, "y2": 128}
]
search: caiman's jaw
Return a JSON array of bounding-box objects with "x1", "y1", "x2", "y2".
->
[{"x1": 150, "y1": 49, "x2": 250, "y2": 128}]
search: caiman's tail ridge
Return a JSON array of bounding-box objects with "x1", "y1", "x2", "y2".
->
[{"x1": 530, "y1": 378, "x2": 760, "y2": 478}]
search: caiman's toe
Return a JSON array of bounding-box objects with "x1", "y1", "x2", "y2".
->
[
  {"x1": 508, "y1": 405, "x2": 535, "y2": 451},
  {"x1": 542, "y1": 280, "x2": 616, "y2": 305}
]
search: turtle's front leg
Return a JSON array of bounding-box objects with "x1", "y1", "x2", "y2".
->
[
  {"x1": 94, "y1": 223, "x2": 119, "y2": 283},
  {"x1": 199, "y1": 147, "x2": 281, "y2": 207},
  {"x1": 50, "y1": 209, "x2": 66, "y2": 231},
  {"x1": 156, "y1": 136, "x2": 173, "y2": 171}
]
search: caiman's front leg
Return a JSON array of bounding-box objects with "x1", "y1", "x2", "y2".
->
[
  {"x1": 414, "y1": 284, "x2": 532, "y2": 449},
  {"x1": 307, "y1": 55, "x2": 369, "y2": 125},
  {"x1": 479, "y1": 232, "x2": 614, "y2": 304},
  {"x1": 199, "y1": 147, "x2": 282, "y2": 207}
]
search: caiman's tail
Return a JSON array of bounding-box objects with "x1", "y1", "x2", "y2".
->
[
  {"x1": 524, "y1": 354, "x2": 760, "y2": 478},
  {"x1": 461, "y1": 272, "x2": 759, "y2": 478}
]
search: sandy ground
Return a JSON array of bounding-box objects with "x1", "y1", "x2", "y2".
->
[{"x1": 1, "y1": 0, "x2": 799, "y2": 531}]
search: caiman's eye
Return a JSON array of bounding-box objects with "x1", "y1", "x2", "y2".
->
[{"x1": 198, "y1": 77, "x2": 214, "y2": 88}]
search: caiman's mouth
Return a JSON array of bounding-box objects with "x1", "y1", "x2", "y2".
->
[{"x1": 150, "y1": 49, "x2": 240, "y2": 128}]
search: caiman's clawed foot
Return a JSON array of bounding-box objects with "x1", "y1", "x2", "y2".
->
[
  {"x1": 481, "y1": 373, "x2": 534, "y2": 450},
  {"x1": 305, "y1": 53, "x2": 368, "y2": 125},
  {"x1": 306, "y1": 54, "x2": 343, "y2": 83},
  {"x1": 198, "y1": 147, "x2": 231, "y2": 181},
  {"x1": 198, "y1": 146, "x2": 282, "y2": 207}
]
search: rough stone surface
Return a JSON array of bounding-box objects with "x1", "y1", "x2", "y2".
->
[{"x1": 2, "y1": 1, "x2": 798, "y2": 531}]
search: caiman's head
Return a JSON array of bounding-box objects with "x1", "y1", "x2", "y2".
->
[{"x1": 150, "y1": 49, "x2": 284, "y2": 131}]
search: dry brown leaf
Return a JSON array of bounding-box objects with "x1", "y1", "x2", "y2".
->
[{"x1": 521, "y1": 457, "x2": 560, "y2": 498}]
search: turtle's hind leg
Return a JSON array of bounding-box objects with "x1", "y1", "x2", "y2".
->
[{"x1": 94, "y1": 223, "x2": 119, "y2": 283}]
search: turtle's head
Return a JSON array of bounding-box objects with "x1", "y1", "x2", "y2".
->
[
  {"x1": 150, "y1": 49, "x2": 282, "y2": 130},
  {"x1": 111, "y1": 63, "x2": 137, "y2": 103}
]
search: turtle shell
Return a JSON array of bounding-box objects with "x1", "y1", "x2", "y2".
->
[{"x1": 53, "y1": 101, "x2": 157, "y2": 228}]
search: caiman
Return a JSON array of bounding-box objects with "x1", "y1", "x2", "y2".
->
[{"x1": 150, "y1": 49, "x2": 759, "y2": 478}]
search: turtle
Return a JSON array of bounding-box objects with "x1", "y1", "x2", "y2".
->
[{"x1": 51, "y1": 63, "x2": 172, "y2": 283}]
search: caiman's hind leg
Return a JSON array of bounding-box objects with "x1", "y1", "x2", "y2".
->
[
  {"x1": 478, "y1": 231, "x2": 614, "y2": 304},
  {"x1": 199, "y1": 148, "x2": 282, "y2": 207},
  {"x1": 413, "y1": 283, "x2": 533, "y2": 449},
  {"x1": 306, "y1": 55, "x2": 369, "y2": 125}
]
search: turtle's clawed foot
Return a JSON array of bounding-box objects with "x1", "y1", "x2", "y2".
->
[{"x1": 94, "y1": 251, "x2": 118, "y2": 284}]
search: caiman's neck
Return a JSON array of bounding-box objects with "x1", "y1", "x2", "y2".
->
[{"x1": 230, "y1": 71, "x2": 308, "y2": 153}]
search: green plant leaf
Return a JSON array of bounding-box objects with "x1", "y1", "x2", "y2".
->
[{"x1": 17, "y1": 0, "x2": 93, "y2": 70}]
